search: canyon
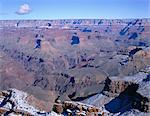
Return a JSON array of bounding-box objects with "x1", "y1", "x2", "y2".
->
[{"x1": 0, "y1": 19, "x2": 150, "y2": 115}]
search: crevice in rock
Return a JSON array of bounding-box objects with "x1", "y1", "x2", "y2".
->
[
  {"x1": 70, "y1": 93, "x2": 98, "y2": 102},
  {"x1": 0, "y1": 90, "x2": 16, "y2": 115}
]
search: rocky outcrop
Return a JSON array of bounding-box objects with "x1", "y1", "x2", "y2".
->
[
  {"x1": 0, "y1": 89, "x2": 106, "y2": 116},
  {"x1": 83, "y1": 71, "x2": 150, "y2": 115},
  {"x1": 0, "y1": 89, "x2": 42, "y2": 115},
  {"x1": 0, "y1": 72, "x2": 150, "y2": 116}
]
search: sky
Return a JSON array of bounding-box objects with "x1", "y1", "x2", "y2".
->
[{"x1": 0, "y1": 0, "x2": 150, "y2": 20}]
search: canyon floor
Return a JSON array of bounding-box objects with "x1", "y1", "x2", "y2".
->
[{"x1": 0, "y1": 19, "x2": 150, "y2": 115}]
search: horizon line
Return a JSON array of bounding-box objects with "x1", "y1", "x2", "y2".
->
[{"x1": 0, "y1": 18, "x2": 150, "y2": 21}]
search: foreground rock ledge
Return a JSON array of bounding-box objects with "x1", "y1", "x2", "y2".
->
[
  {"x1": 0, "y1": 89, "x2": 106, "y2": 116},
  {"x1": 0, "y1": 72, "x2": 150, "y2": 116}
]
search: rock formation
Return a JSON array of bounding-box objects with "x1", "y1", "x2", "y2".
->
[{"x1": 0, "y1": 19, "x2": 150, "y2": 115}]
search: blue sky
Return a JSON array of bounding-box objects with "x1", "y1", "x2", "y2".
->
[{"x1": 0, "y1": 0, "x2": 149, "y2": 19}]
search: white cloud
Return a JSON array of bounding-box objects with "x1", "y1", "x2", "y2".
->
[{"x1": 16, "y1": 4, "x2": 31, "y2": 15}]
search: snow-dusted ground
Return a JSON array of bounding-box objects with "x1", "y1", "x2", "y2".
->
[
  {"x1": 10, "y1": 88, "x2": 41, "y2": 114},
  {"x1": 0, "y1": 88, "x2": 64, "y2": 116}
]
